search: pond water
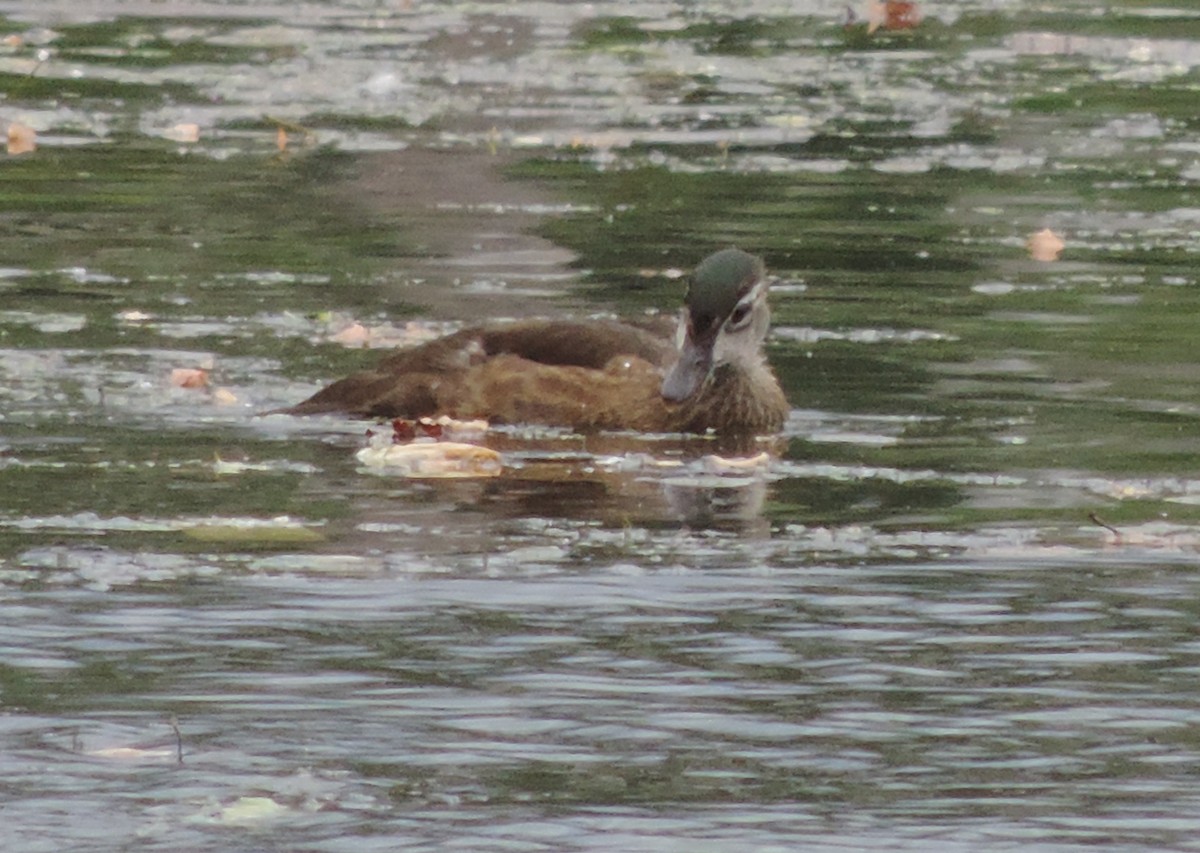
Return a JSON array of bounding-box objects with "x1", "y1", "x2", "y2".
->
[{"x1": 2, "y1": 0, "x2": 1200, "y2": 849}]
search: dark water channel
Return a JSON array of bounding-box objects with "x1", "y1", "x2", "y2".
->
[{"x1": 1, "y1": 1, "x2": 1200, "y2": 849}]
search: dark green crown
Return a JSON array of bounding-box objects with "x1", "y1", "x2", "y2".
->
[{"x1": 686, "y1": 248, "x2": 764, "y2": 333}]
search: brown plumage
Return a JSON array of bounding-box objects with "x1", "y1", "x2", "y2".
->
[{"x1": 281, "y1": 249, "x2": 788, "y2": 435}]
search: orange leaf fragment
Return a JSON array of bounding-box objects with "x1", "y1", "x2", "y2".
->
[
  {"x1": 7, "y1": 122, "x2": 36, "y2": 155},
  {"x1": 170, "y1": 367, "x2": 209, "y2": 389},
  {"x1": 1027, "y1": 227, "x2": 1065, "y2": 262},
  {"x1": 276, "y1": 126, "x2": 288, "y2": 153},
  {"x1": 864, "y1": 0, "x2": 921, "y2": 34},
  {"x1": 885, "y1": 1, "x2": 921, "y2": 30}
]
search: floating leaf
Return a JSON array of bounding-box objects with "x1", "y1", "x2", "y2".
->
[
  {"x1": 329, "y1": 322, "x2": 371, "y2": 346},
  {"x1": 163, "y1": 123, "x2": 200, "y2": 143},
  {"x1": 858, "y1": 0, "x2": 922, "y2": 34},
  {"x1": 389, "y1": 418, "x2": 452, "y2": 442},
  {"x1": 416, "y1": 418, "x2": 443, "y2": 439},
  {"x1": 116, "y1": 309, "x2": 153, "y2": 323},
  {"x1": 211, "y1": 387, "x2": 238, "y2": 406},
  {"x1": 883, "y1": 1, "x2": 921, "y2": 31},
  {"x1": 381, "y1": 416, "x2": 488, "y2": 445},
  {"x1": 7, "y1": 121, "x2": 35, "y2": 155},
  {"x1": 170, "y1": 367, "x2": 209, "y2": 389},
  {"x1": 356, "y1": 441, "x2": 503, "y2": 478},
  {"x1": 216, "y1": 797, "x2": 287, "y2": 825},
  {"x1": 1027, "y1": 227, "x2": 1065, "y2": 262},
  {"x1": 183, "y1": 524, "x2": 324, "y2": 544},
  {"x1": 265, "y1": 115, "x2": 316, "y2": 150},
  {"x1": 701, "y1": 451, "x2": 771, "y2": 474}
]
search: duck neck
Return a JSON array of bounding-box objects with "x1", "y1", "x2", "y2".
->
[{"x1": 675, "y1": 358, "x2": 786, "y2": 436}]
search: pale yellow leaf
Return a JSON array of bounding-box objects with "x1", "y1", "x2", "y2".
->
[
  {"x1": 356, "y1": 441, "x2": 503, "y2": 478},
  {"x1": 163, "y1": 123, "x2": 200, "y2": 143}
]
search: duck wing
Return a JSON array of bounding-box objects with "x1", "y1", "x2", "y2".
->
[
  {"x1": 283, "y1": 318, "x2": 676, "y2": 419},
  {"x1": 370, "y1": 319, "x2": 673, "y2": 374},
  {"x1": 474, "y1": 319, "x2": 675, "y2": 370}
]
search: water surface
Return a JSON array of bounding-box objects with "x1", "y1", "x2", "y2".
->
[{"x1": 1, "y1": 1, "x2": 1200, "y2": 849}]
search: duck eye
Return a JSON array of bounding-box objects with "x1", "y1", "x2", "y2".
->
[{"x1": 727, "y1": 303, "x2": 752, "y2": 329}]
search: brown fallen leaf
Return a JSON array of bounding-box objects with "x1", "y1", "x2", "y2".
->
[
  {"x1": 7, "y1": 121, "x2": 36, "y2": 155},
  {"x1": 416, "y1": 418, "x2": 443, "y2": 439},
  {"x1": 389, "y1": 418, "x2": 443, "y2": 441},
  {"x1": 170, "y1": 367, "x2": 209, "y2": 389},
  {"x1": 1027, "y1": 227, "x2": 1065, "y2": 262},
  {"x1": 884, "y1": 1, "x2": 921, "y2": 30},
  {"x1": 863, "y1": 0, "x2": 921, "y2": 34}
]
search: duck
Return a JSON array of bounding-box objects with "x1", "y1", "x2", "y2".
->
[{"x1": 281, "y1": 248, "x2": 789, "y2": 435}]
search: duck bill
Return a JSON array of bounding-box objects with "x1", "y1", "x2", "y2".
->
[{"x1": 661, "y1": 336, "x2": 714, "y2": 403}]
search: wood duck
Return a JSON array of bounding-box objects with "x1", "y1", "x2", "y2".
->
[{"x1": 282, "y1": 248, "x2": 789, "y2": 435}]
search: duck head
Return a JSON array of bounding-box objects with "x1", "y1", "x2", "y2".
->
[{"x1": 661, "y1": 248, "x2": 772, "y2": 404}]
